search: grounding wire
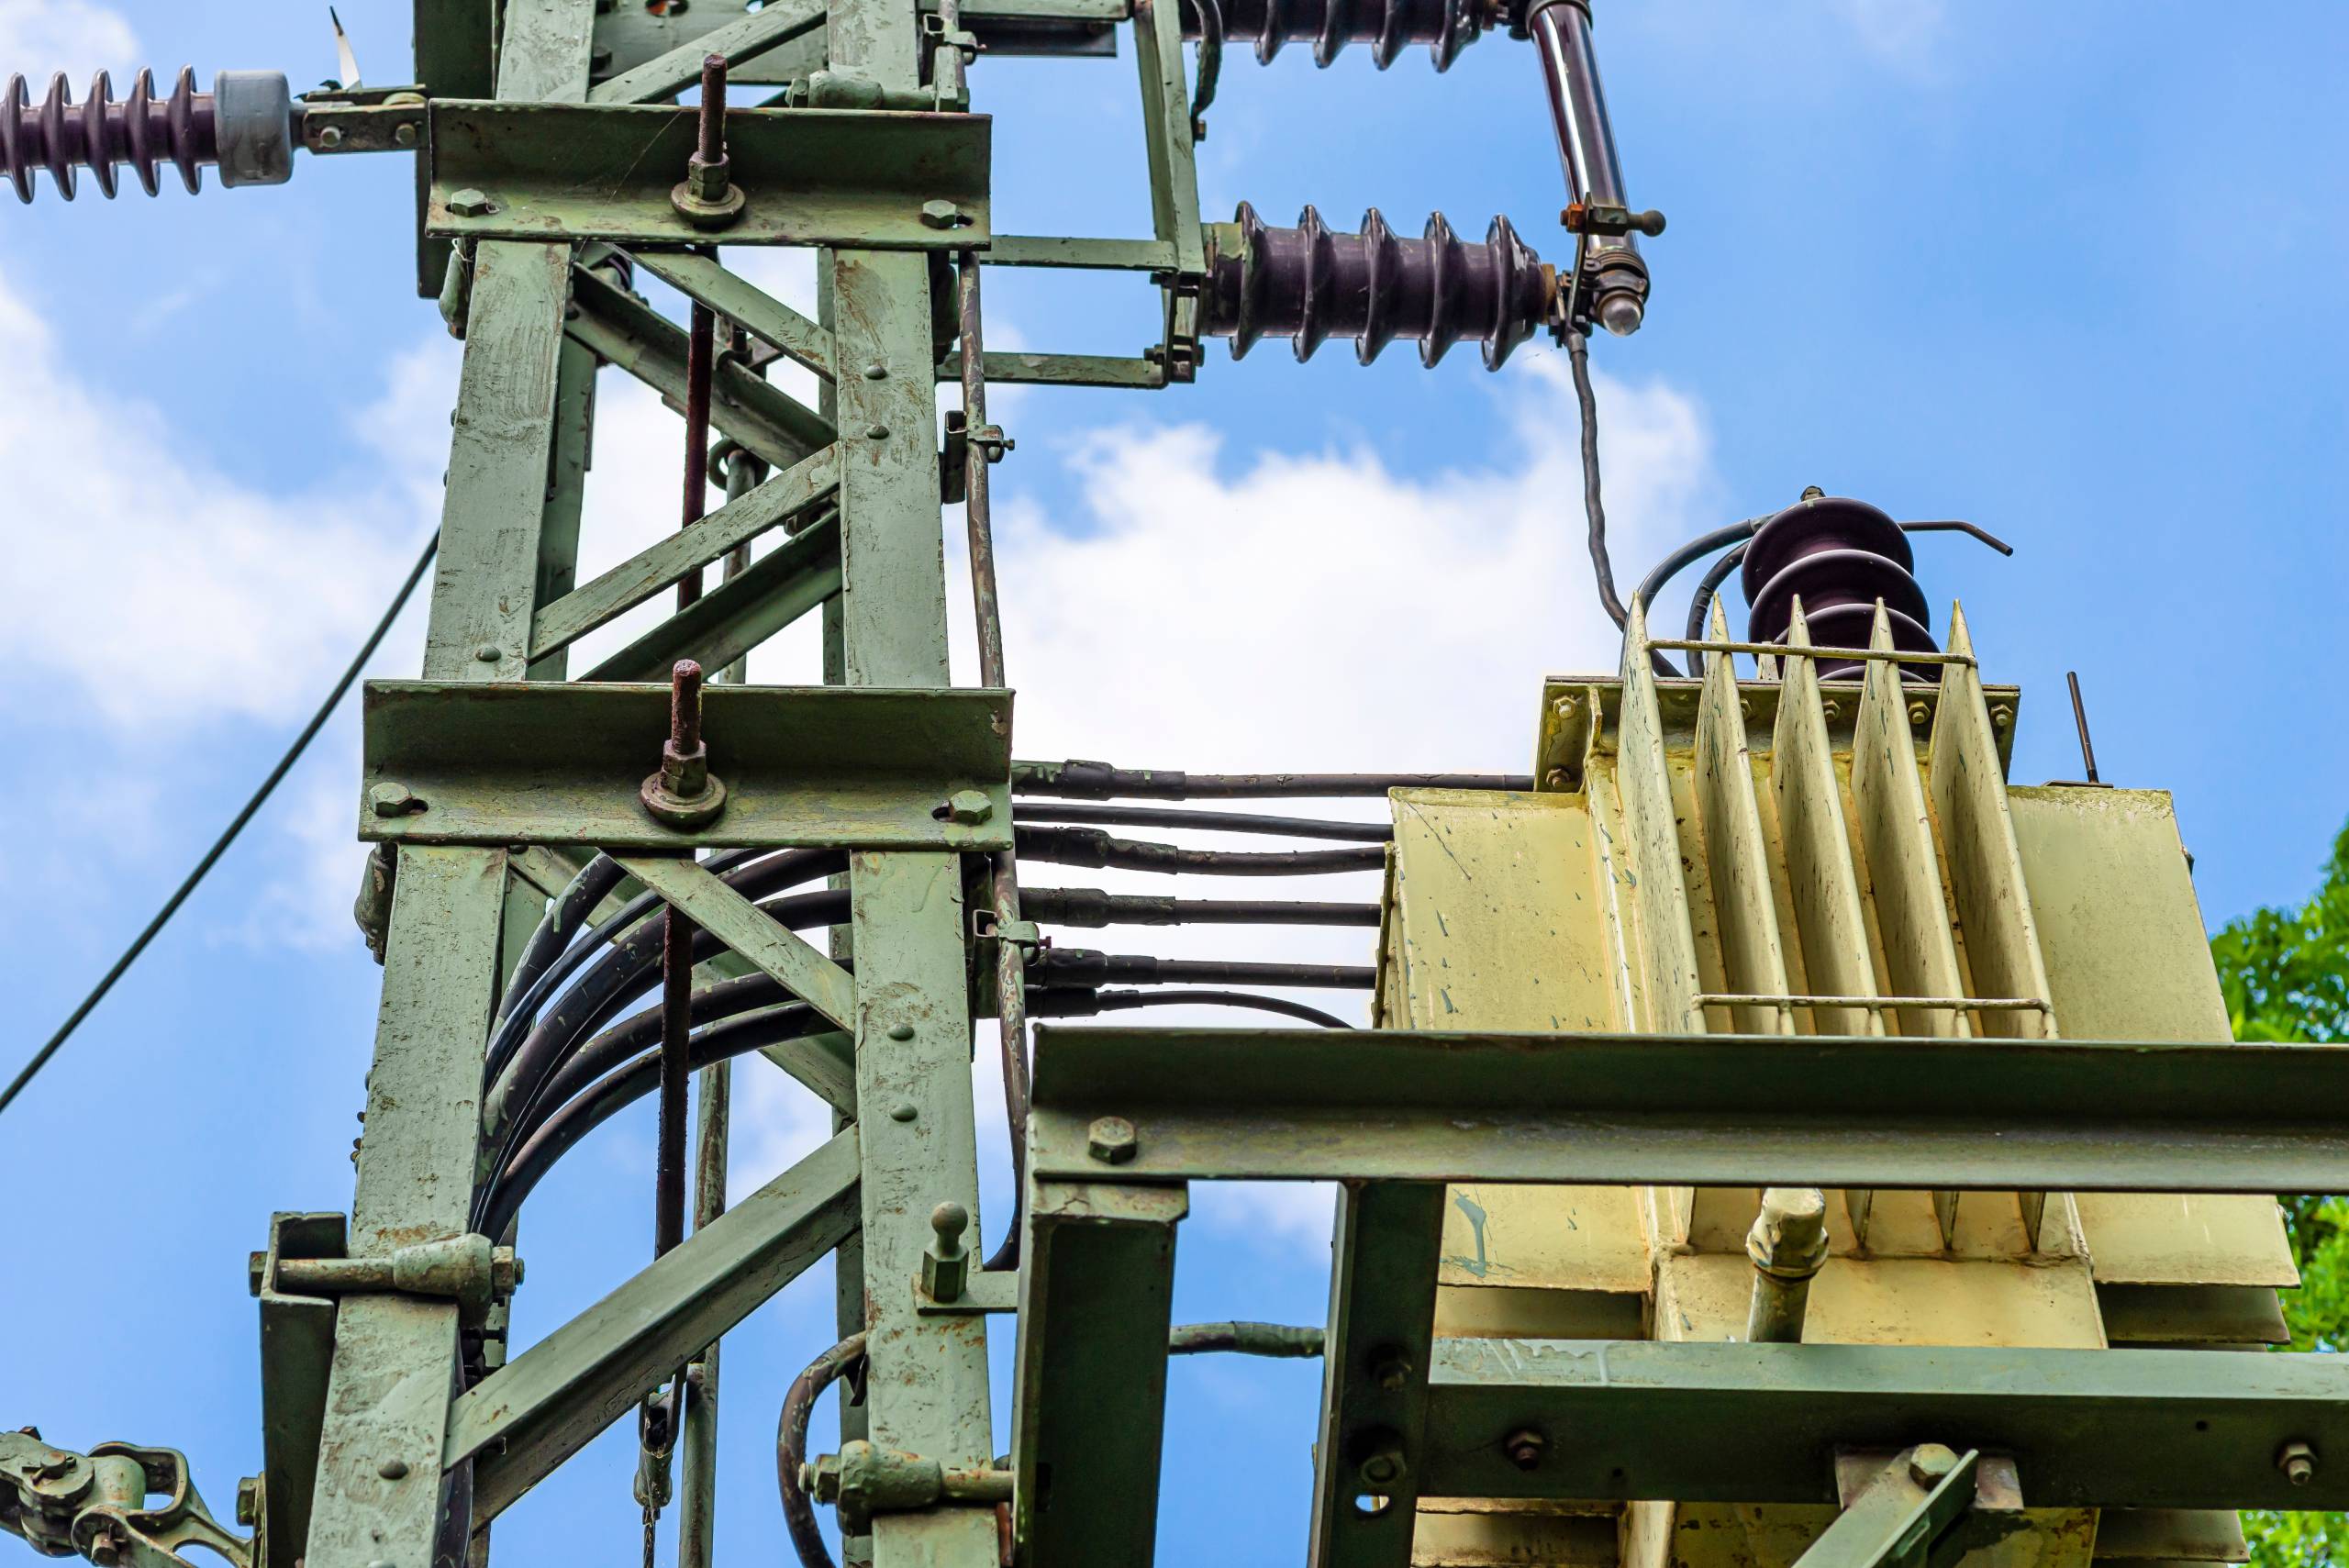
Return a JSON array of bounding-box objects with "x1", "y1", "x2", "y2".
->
[{"x1": 0, "y1": 528, "x2": 440, "y2": 1121}]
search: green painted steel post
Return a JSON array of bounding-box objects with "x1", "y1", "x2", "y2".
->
[
  {"x1": 303, "y1": 6, "x2": 596, "y2": 1565},
  {"x1": 822, "y1": 2, "x2": 999, "y2": 1565}
]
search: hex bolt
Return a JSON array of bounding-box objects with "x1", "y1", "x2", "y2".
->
[
  {"x1": 1907, "y1": 1443, "x2": 1959, "y2": 1487},
  {"x1": 2279, "y1": 1440, "x2": 2318, "y2": 1486},
  {"x1": 1087, "y1": 1115, "x2": 1138, "y2": 1164},
  {"x1": 920, "y1": 198, "x2": 967, "y2": 229},
  {"x1": 672, "y1": 55, "x2": 747, "y2": 230},
  {"x1": 446, "y1": 187, "x2": 495, "y2": 217},
  {"x1": 640, "y1": 659, "x2": 728, "y2": 828},
  {"x1": 941, "y1": 789, "x2": 994, "y2": 826},
  {"x1": 1503, "y1": 1428, "x2": 1547, "y2": 1472},
  {"x1": 1355, "y1": 1445, "x2": 1408, "y2": 1491},
  {"x1": 369, "y1": 782, "x2": 425, "y2": 817},
  {"x1": 236, "y1": 1476, "x2": 260, "y2": 1526}
]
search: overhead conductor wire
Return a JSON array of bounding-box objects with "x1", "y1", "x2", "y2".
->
[{"x1": 0, "y1": 528, "x2": 440, "y2": 1119}]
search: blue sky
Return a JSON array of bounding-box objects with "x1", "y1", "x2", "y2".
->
[{"x1": 3, "y1": 2, "x2": 2345, "y2": 1564}]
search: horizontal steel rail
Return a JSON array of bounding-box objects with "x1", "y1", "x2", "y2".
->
[
  {"x1": 1026, "y1": 1027, "x2": 2349, "y2": 1191},
  {"x1": 1421, "y1": 1337, "x2": 2349, "y2": 1511}
]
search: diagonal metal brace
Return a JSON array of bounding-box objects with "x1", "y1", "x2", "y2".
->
[
  {"x1": 1793, "y1": 1447, "x2": 1983, "y2": 1568},
  {"x1": 616, "y1": 853, "x2": 859, "y2": 1029},
  {"x1": 446, "y1": 1128, "x2": 861, "y2": 1520}
]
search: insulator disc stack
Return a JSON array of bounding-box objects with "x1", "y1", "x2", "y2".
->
[
  {"x1": 1741, "y1": 495, "x2": 1939, "y2": 682},
  {"x1": 1179, "y1": 0, "x2": 1484, "y2": 70},
  {"x1": 1202, "y1": 202, "x2": 1553, "y2": 371},
  {"x1": 2, "y1": 68, "x2": 216, "y2": 202}
]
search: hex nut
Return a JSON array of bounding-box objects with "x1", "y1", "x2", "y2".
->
[
  {"x1": 1503, "y1": 1428, "x2": 1547, "y2": 1472},
  {"x1": 1355, "y1": 1446, "x2": 1408, "y2": 1490},
  {"x1": 236, "y1": 1476, "x2": 260, "y2": 1527},
  {"x1": 369, "y1": 782, "x2": 424, "y2": 817},
  {"x1": 394, "y1": 122, "x2": 418, "y2": 149},
  {"x1": 318, "y1": 125, "x2": 345, "y2": 150},
  {"x1": 446, "y1": 187, "x2": 497, "y2": 218},
  {"x1": 2280, "y1": 1440, "x2": 2318, "y2": 1485},
  {"x1": 1908, "y1": 1443, "x2": 1959, "y2": 1486},
  {"x1": 1907, "y1": 701, "x2": 1931, "y2": 727},
  {"x1": 1370, "y1": 1349, "x2": 1413, "y2": 1392},
  {"x1": 1086, "y1": 1115, "x2": 1138, "y2": 1164}
]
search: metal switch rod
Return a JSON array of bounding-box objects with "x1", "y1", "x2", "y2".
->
[{"x1": 1526, "y1": 0, "x2": 1652, "y2": 335}]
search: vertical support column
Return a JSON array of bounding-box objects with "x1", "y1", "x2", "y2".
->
[
  {"x1": 1308, "y1": 1182, "x2": 1447, "y2": 1568},
  {"x1": 1012, "y1": 1182, "x2": 1186, "y2": 1568},
  {"x1": 307, "y1": 7, "x2": 594, "y2": 1564},
  {"x1": 824, "y1": 6, "x2": 997, "y2": 1567}
]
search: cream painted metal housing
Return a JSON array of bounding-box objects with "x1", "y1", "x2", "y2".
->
[{"x1": 1376, "y1": 599, "x2": 2291, "y2": 1568}]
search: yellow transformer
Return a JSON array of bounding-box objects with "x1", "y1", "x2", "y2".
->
[{"x1": 1374, "y1": 599, "x2": 2296, "y2": 1568}]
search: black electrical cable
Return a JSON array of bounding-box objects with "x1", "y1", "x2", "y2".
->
[
  {"x1": 495, "y1": 853, "x2": 628, "y2": 1029},
  {"x1": 1035, "y1": 950, "x2": 1375, "y2": 989},
  {"x1": 1022, "y1": 887, "x2": 1382, "y2": 928},
  {"x1": 476, "y1": 858, "x2": 846, "y2": 1226},
  {"x1": 1014, "y1": 803, "x2": 1392, "y2": 842},
  {"x1": 1017, "y1": 826, "x2": 1385, "y2": 876},
  {"x1": 482, "y1": 1004, "x2": 825, "y2": 1240},
  {"x1": 1032, "y1": 988, "x2": 1356, "y2": 1029},
  {"x1": 779, "y1": 1335, "x2": 867, "y2": 1568},
  {"x1": 1011, "y1": 762, "x2": 1534, "y2": 799},
  {"x1": 1, "y1": 528, "x2": 439, "y2": 1122},
  {"x1": 483, "y1": 844, "x2": 802, "y2": 1089}
]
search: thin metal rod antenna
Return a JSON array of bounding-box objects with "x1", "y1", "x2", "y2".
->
[
  {"x1": 0, "y1": 528, "x2": 439, "y2": 1120},
  {"x1": 2067, "y1": 671, "x2": 2100, "y2": 784}
]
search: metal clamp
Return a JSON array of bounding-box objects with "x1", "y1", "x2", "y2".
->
[
  {"x1": 2, "y1": 1432, "x2": 253, "y2": 1568},
  {"x1": 802, "y1": 1440, "x2": 1013, "y2": 1534},
  {"x1": 1563, "y1": 200, "x2": 1665, "y2": 238},
  {"x1": 249, "y1": 1230, "x2": 521, "y2": 1322},
  {"x1": 971, "y1": 908, "x2": 1044, "y2": 951}
]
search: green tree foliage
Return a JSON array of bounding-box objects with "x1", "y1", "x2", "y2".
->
[{"x1": 2215, "y1": 823, "x2": 2349, "y2": 1568}]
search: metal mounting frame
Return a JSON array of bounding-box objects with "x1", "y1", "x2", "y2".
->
[
  {"x1": 427, "y1": 102, "x2": 993, "y2": 249},
  {"x1": 359, "y1": 682, "x2": 1015, "y2": 850}
]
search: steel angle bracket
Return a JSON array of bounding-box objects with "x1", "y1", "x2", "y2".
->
[
  {"x1": 426, "y1": 101, "x2": 991, "y2": 249},
  {"x1": 250, "y1": 1213, "x2": 346, "y2": 1568},
  {"x1": 1024, "y1": 1027, "x2": 2349, "y2": 1191},
  {"x1": 360, "y1": 682, "x2": 1013, "y2": 850}
]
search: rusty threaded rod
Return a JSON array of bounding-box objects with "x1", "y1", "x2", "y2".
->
[
  {"x1": 671, "y1": 659, "x2": 705, "y2": 754},
  {"x1": 696, "y1": 53, "x2": 726, "y2": 165},
  {"x1": 656, "y1": 906, "x2": 696, "y2": 1257}
]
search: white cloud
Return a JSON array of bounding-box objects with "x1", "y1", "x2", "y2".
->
[
  {"x1": 0, "y1": 281, "x2": 443, "y2": 734},
  {"x1": 0, "y1": 0, "x2": 137, "y2": 76},
  {"x1": 994, "y1": 351, "x2": 1720, "y2": 775}
]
